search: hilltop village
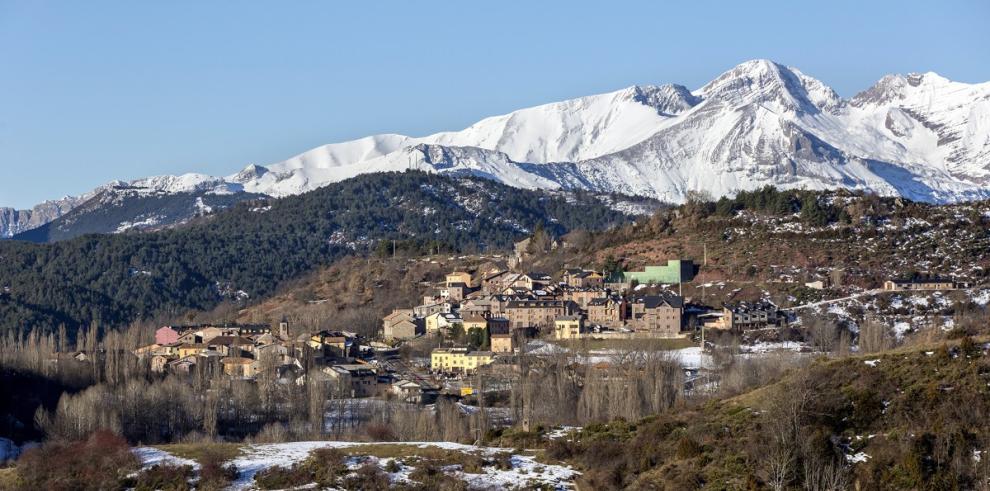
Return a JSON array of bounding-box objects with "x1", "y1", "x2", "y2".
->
[{"x1": 130, "y1": 249, "x2": 965, "y2": 406}]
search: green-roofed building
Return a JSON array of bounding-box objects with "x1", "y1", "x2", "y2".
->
[{"x1": 621, "y1": 260, "x2": 697, "y2": 285}]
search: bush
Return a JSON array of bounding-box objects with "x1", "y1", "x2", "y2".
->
[
  {"x1": 253, "y1": 465, "x2": 312, "y2": 490},
  {"x1": 197, "y1": 448, "x2": 238, "y2": 490},
  {"x1": 407, "y1": 461, "x2": 468, "y2": 490},
  {"x1": 341, "y1": 462, "x2": 390, "y2": 490},
  {"x1": 16, "y1": 430, "x2": 138, "y2": 491},
  {"x1": 365, "y1": 423, "x2": 397, "y2": 442},
  {"x1": 131, "y1": 464, "x2": 194, "y2": 491},
  {"x1": 306, "y1": 447, "x2": 348, "y2": 487},
  {"x1": 675, "y1": 436, "x2": 702, "y2": 459},
  {"x1": 384, "y1": 459, "x2": 402, "y2": 473}
]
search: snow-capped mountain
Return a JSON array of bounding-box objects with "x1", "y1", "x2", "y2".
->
[{"x1": 5, "y1": 59, "x2": 990, "y2": 238}]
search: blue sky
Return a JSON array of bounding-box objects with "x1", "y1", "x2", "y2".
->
[{"x1": 1, "y1": 0, "x2": 988, "y2": 208}]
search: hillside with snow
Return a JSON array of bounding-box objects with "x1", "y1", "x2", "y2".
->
[{"x1": 4, "y1": 59, "x2": 990, "y2": 238}]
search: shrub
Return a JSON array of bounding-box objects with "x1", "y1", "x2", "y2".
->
[
  {"x1": 407, "y1": 461, "x2": 468, "y2": 490},
  {"x1": 16, "y1": 430, "x2": 138, "y2": 491},
  {"x1": 306, "y1": 447, "x2": 348, "y2": 486},
  {"x1": 341, "y1": 462, "x2": 390, "y2": 490},
  {"x1": 197, "y1": 448, "x2": 238, "y2": 490},
  {"x1": 365, "y1": 423, "x2": 397, "y2": 442},
  {"x1": 675, "y1": 436, "x2": 702, "y2": 459},
  {"x1": 253, "y1": 465, "x2": 312, "y2": 490},
  {"x1": 132, "y1": 464, "x2": 194, "y2": 491},
  {"x1": 384, "y1": 459, "x2": 401, "y2": 473}
]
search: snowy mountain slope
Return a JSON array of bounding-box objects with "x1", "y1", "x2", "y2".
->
[
  {"x1": 5, "y1": 59, "x2": 990, "y2": 238},
  {"x1": 228, "y1": 59, "x2": 990, "y2": 202}
]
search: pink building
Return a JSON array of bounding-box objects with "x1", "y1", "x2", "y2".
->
[{"x1": 155, "y1": 326, "x2": 180, "y2": 345}]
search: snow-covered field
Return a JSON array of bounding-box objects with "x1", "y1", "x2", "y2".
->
[{"x1": 134, "y1": 441, "x2": 579, "y2": 490}]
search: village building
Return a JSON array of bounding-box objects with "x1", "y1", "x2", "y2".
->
[
  {"x1": 221, "y1": 357, "x2": 256, "y2": 378},
  {"x1": 486, "y1": 317, "x2": 511, "y2": 335},
  {"x1": 430, "y1": 348, "x2": 495, "y2": 374},
  {"x1": 564, "y1": 287, "x2": 609, "y2": 309},
  {"x1": 307, "y1": 331, "x2": 353, "y2": 358},
  {"x1": 440, "y1": 283, "x2": 468, "y2": 302},
  {"x1": 424, "y1": 312, "x2": 461, "y2": 335},
  {"x1": 554, "y1": 315, "x2": 586, "y2": 340},
  {"x1": 166, "y1": 355, "x2": 197, "y2": 374},
  {"x1": 587, "y1": 296, "x2": 627, "y2": 327},
  {"x1": 462, "y1": 315, "x2": 488, "y2": 333},
  {"x1": 391, "y1": 379, "x2": 439, "y2": 404},
  {"x1": 325, "y1": 364, "x2": 378, "y2": 397},
  {"x1": 628, "y1": 295, "x2": 684, "y2": 336},
  {"x1": 177, "y1": 343, "x2": 208, "y2": 358},
  {"x1": 446, "y1": 271, "x2": 474, "y2": 288},
  {"x1": 490, "y1": 333, "x2": 516, "y2": 353},
  {"x1": 150, "y1": 354, "x2": 173, "y2": 373},
  {"x1": 883, "y1": 278, "x2": 958, "y2": 291},
  {"x1": 505, "y1": 299, "x2": 579, "y2": 330},
  {"x1": 713, "y1": 302, "x2": 781, "y2": 330},
  {"x1": 155, "y1": 326, "x2": 181, "y2": 345},
  {"x1": 207, "y1": 336, "x2": 255, "y2": 357},
  {"x1": 382, "y1": 309, "x2": 423, "y2": 340},
  {"x1": 620, "y1": 260, "x2": 697, "y2": 285},
  {"x1": 511, "y1": 272, "x2": 552, "y2": 291},
  {"x1": 563, "y1": 269, "x2": 605, "y2": 288},
  {"x1": 413, "y1": 301, "x2": 454, "y2": 318},
  {"x1": 133, "y1": 343, "x2": 161, "y2": 358}
]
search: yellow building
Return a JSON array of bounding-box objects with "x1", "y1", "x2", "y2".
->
[
  {"x1": 431, "y1": 348, "x2": 495, "y2": 374},
  {"x1": 554, "y1": 316, "x2": 585, "y2": 340},
  {"x1": 178, "y1": 343, "x2": 207, "y2": 358},
  {"x1": 446, "y1": 271, "x2": 473, "y2": 288},
  {"x1": 425, "y1": 312, "x2": 460, "y2": 335},
  {"x1": 462, "y1": 315, "x2": 488, "y2": 333},
  {"x1": 490, "y1": 333, "x2": 515, "y2": 353}
]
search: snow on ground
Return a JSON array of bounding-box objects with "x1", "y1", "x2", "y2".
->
[
  {"x1": 893, "y1": 321, "x2": 912, "y2": 340},
  {"x1": 847, "y1": 451, "x2": 871, "y2": 464},
  {"x1": 133, "y1": 446, "x2": 199, "y2": 469},
  {"x1": 135, "y1": 441, "x2": 579, "y2": 490},
  {"x1": 546, "y1": 426, "x2": 583, "y2": 441}
]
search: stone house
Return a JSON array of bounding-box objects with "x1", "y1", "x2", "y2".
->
[
  {"x1": 587, "y1": 296, "x2": 626, "y2": 327},
  {"x1": 325, "y1": 364, "x2": 378, "y2": 397},
  {"x1": 628, "y1": 295, "x2": 683, "y2": 337},
  {"x1": 505, "y1": 299, "x2": 579, "y2": 330},
  {"x1": 382, "y1": 309, "x2": 423, "y2": 340}
]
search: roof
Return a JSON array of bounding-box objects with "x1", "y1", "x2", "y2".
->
[
  {"x1": 631, "y1": 294, "x2": 684, "y2": 309},
  {"x1": 889, "y1": 277, "x2": 954, "y2": 284},
  {"x1": 556, "y1": 315, "x2": 583, "y2": 322},
  {"x1": 524, "y1": 272, "x2": 552, "y2": 280},
  {"x1": 587, "y1": 298, "x2": 613, "y2": 306},
  {"x1": 208, "y1": 336, "x2": 253, "y2": 346},
  {"x1": 724, "y1": 301, "x2": 777, "y2": 313},
  {"x1": 506, "y1": 299, "x2": 569, "y2": 308},
  {"x1": 383, "y1": 309, "x2": 414, "y2": 321}
]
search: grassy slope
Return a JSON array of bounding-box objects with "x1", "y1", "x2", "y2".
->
[{"x1": 555, "y1": 338, "x2": 990, "y2": 490}]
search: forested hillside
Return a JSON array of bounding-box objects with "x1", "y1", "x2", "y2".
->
[
  {"x1": 12, "y1": 188, "x2": 265, "y2": 242},
  {"x1": 0, "y1": 171, "x2": 635, "y2": 335}
]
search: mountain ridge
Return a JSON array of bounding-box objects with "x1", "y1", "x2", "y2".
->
[{"x1": 4, "y1": 58, "x2": 990, "y2": 238}]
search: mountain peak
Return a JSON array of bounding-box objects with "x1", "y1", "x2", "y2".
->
[
  {"x1": 629, "y1": 84, "x2": 701, "y2": 116},
  {"x1": 698, "y1": 59, "x2": 841, "y2": 114}
]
